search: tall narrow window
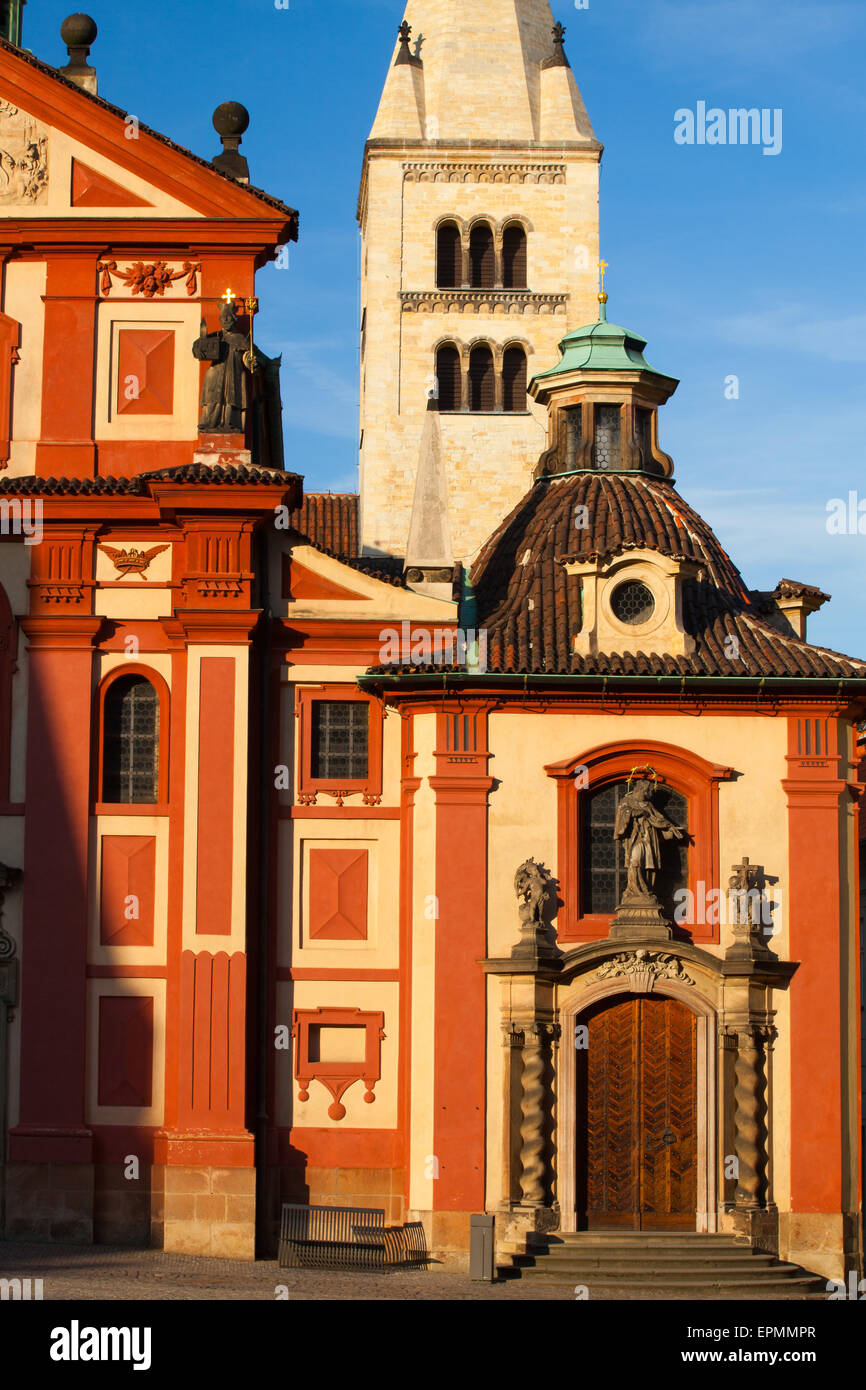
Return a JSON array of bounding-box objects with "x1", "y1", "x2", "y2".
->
[
  {"x1": 594, "y1": 404, "x2": 623, "y2": 470},
  {"x1": 468, "y1": 345, "x2": 495, "y2": 412},
  {"x1": 102, "y1": 676, "x2": 160, "y2": 804},
  {"x1": 436, "y1": 222, "x2": 462, "y2": 289},
  {"x1": 469, "y1": 223, "x2": 495, "y2": 289},
  {"x1": 502, "y1": 346, "x2": 527, "y2": 412},
  {"x1": 502, "y1": 223, "x2": 528, "y2": 289},
  {"x1": 311, "y1": 701, "x2": 369, "y2": 780},
  {"x1": 435, "y1": 344, "x2": 461, "y2": 412},
  {"x1": 582, "y1": 780, "x2": 688, "y2": 917},
  {"x1": 565, "y1": 406, "x2": 583, "y2": 470}
]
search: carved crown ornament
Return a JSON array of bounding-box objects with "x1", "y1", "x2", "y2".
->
[
  {"x1": 595, "y1": 949, "x2": 695, "y2": 991},
  {"x1": 98, "y1": 543, "x2": 169, "y2": 580},
  {"x1": 97, "y1": 260, "x2": 201, "y2": 299}
]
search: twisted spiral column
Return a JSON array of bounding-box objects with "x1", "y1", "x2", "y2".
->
[
  {"x1": 519, "y1": 1025, "x2": 547, "y2": 1206},
  {"x1": 732, "y1": 1028, "x2": 768, "y2": 1210}
]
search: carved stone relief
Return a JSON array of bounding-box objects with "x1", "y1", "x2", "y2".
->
[{"x1": 0, "y1": 103, "x2": 49, "y2": 206}]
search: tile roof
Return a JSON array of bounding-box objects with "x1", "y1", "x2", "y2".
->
[
  {"x1": 287, "y1": 493, "x2": 408, "y2": 587},
  {"x1": 0, "y1": 463, "x2": 300, "y2": 493},
  {"x1": 463, "y1": 472, "x2": 866, "y2": 680}
]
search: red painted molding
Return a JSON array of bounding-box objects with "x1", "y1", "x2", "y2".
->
[
  {"x1": 196, "y1": 658, "x2": 235, "y2": 935},
  {"x1": 176, "y1": 951, "x2": 247, "y2": 1131},
  {"x1": 545, "y1": 739, "x2": 733, "y2": 945},
  {"x1": 783, "y1": 716, "x2": 847, "y2": 1212},
  {"x1": 292, "y1": 1006, "x2": 385, "y2": 1122},
  {"x1": 295, "y1": 684, "x2": 384, "y2": 804},
  {"x1": 432, "y1": 709, "x2": 490, "y2": 1211}
]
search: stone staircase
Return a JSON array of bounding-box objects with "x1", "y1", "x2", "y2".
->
[{"x1": 498, "y1": 1231, "x2": 828, "y2": 1298}]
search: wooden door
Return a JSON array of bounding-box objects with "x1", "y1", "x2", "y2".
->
[{"x1": 576, "y1": 995, "x2": 697, "y2": 1230}]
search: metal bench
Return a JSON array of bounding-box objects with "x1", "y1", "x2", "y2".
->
[
  {"x1": 278, "y1": 1204, "x2": 428, "y2": 1272},
  {"x1": 279, "y1": 1203, "x2": 386, "y2": 1270}
]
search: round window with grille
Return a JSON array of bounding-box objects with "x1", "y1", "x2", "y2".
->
[{"x1": 610, "y1": 579, "x2": 655, "y2": 625}]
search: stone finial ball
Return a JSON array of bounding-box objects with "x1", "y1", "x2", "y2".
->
[
  {"x1": 60, "y1": 13, "x2": 98, "y2": 47},
  {"x1": 212, "y1": 102, "x2": 250, "y2": 139}
]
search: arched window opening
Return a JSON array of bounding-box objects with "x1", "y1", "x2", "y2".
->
[
  {"x1": 468, "y1": 345, "x2": 495, "y2": 412},
  {"x1": 581, "y1": 779, "x2": 688, "y2": 918},
  {"x1": 502, "y1": 346, "x2": 527, "y2": 413},
  {"x1": 469, "y1": 223, "x2": 495, "y2": 289},
  {"x1": 436, "y1": 221, "x2": 462, "y2": 289},
  {"x1": 102, "y1": 675, "x2": 160, "y2": 804},
  {"x1": 502, "y1": 223, "x2": 528, "y2": 289},
  {"x1": 435, "y1": 344, "x2": 461, "y2": 412}
]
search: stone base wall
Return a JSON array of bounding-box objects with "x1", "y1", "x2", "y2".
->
[
  {"x1": 778, "y1": 1211, "x2": 858, "y2": 1284},
  {"x1": 4, "y1": 1162, "x2": 93, "y2": 1242},
  {"x1": 150, "y1": 1165, "x2": 255, "y2": 1260},
  {"x1": 94, "y1": 1162, "x2": 150, "y2": 1245}
]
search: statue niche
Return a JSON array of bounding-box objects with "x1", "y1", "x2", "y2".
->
[{"x1": 609, "y1": 777, "x2": 685, "y2": 941}]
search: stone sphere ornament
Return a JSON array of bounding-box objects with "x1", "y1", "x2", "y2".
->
[
  {"x1": 212, "y1": 102, "x2": 250, "y2": 139},
  {"x1": 60, "y1": 13, "x2": 98, "y2": 47}
]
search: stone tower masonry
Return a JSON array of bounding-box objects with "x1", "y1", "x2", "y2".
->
[{"x1": 358, "y1": 0, "x2": 602, "y2": 564}]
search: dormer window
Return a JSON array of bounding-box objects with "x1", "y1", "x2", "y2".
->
[{"x1": 593, "y1": 404, "x2": 622, "y2": 470}]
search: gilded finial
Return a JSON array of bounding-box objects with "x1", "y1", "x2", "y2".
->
[{"x1": 598, "y1": 259, "x2": 609, "y2": 319}]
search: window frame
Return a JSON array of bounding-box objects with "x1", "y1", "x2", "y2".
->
[
  {"x1": 545, "y1": 739, "x2": 733, "y2": 944},
  {"x1": 296, "y1": 685, "x2": 383, "y2": 803},
  {"x1": 93, "y1": 665, "x2": 170, "y2": 814}
]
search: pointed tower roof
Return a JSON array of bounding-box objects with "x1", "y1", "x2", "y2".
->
[{"x1": 369, "y1": 0, "x2": 598, "y2": 146}]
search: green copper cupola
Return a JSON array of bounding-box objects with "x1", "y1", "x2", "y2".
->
[
  {"x1": 0, "y1": 0, "x2": 25, "y2": 46},
  {"x1": 529, "y1": 283, "x2": 679, "y2": 480}
]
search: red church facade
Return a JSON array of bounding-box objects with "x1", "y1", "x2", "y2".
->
[{"x1": 0, "y1": 11, "x2": 863, "y2": 1290}]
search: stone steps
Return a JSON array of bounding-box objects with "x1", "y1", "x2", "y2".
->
[{"x1": 499, "y1": 1232, "x2": 828, "y2": 1298}]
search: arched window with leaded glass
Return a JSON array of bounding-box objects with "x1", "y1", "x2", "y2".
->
[{"x1": 101, "y1": 674, "x2": 161, "y2": 804}]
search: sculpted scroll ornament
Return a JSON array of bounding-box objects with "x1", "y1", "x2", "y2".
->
[
  {"x1": 595, "y1": 949, "x2": 695, "y2": 991},
  {"x1": 0, "y1": 103, "x2": 48, "y2": 206}
]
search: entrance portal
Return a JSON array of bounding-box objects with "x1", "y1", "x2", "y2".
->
[{"x1": 576, "y1": 994, "x2": 697, "y2": 1229}]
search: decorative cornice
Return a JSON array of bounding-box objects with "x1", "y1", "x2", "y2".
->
[
  {"x1": 403, "y1": 162, "x2": 566, "y2": 185},
  {"x1": 401, "y1": 289, "x2": 569, "y2": 316}
]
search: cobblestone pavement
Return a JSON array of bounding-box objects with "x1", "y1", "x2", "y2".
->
[
  {"x1": 0, "y1": 1241, "x2": 575, "y2": 1300},
  {"x1": 0, "y1": 1241, "x2": 819, "y2": 1301}
]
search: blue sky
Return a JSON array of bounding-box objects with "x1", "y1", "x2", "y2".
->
[{"x1": 25, "y1": 0, "x2": 866, "y2": 654}]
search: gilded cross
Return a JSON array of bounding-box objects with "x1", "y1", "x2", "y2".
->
[
  {"x1": 598, "y1": 259, "x2": 609, "y2": 295},
  {"x1": 222, "y1": 287, "x2": 237, "y2": 305}
]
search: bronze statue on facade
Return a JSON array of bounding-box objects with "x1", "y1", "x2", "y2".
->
[{"x1": 193, "y1": 301, "x2": 252, "y2": 432}]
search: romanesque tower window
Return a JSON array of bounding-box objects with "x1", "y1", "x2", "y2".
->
[
  {"x1": 582, "y1": 779, "x2": 688, "y2": 918},
  {"x1": 469, "y1": 223, "x2": 495, "y2": 289},
  {"x1": 468, "y1": 344, "x2": 495, "y2": 411},
  {"x1": 502, "y1": 223, "x2": 528, "y2": 289},
  {"x1": 102, "y1": 675, "x2": 160, "y2": 804},
  {"x1": 310, "y1": 701, "x2": 369, "y2": 780},
  {"x1": 502, "y1": 345, "x2": 528, "y2": 412},
  {"x1": 436, "y1": 222, "x2": 462, "y2": 289},
  {"x1": 435, "y1": 343, "x2": 461, "y2": 412}
]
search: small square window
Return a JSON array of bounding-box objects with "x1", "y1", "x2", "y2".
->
[{"x1": 310, "y1": 701, "x2": 369, "y2": 781}]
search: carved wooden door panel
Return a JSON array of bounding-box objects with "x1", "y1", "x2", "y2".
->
[{"x1": 578, "y1": 995, "x2": 697, "y2": 1230}]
